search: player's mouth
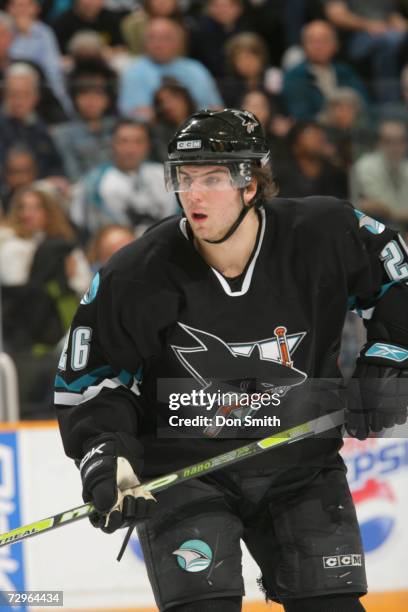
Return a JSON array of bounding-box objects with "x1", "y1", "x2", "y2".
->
[{"x1": 192, "y1": 212, "x2": 208, "y2": 222}]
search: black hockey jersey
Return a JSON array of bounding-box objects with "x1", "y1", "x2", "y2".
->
[{"x1": 55, "y1": 197, "x2": 408, "y2": 477}]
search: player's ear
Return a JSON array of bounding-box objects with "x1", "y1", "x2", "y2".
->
[{"x1": 243, "y1": 177, "x2": 258, "y2": 205}]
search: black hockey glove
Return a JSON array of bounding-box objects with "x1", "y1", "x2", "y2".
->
[
  {"x1": 79, "y1": 433, "x2": 156, "y2": 533},
  {"x1": 346, "y1": 342, "x2": 408, "y2": 440}
]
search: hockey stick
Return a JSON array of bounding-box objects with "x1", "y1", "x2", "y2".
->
[{"x1": 0, "y1": 410, "x2": 344, "y2": 550}]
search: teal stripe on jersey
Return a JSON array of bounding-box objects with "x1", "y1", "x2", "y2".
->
[
  {"x1": 54, "y1": 365, "x2": 115, "y2": 393},
  {"x1": 348, "y1": 280, "x2": 398, "y2": 313}
]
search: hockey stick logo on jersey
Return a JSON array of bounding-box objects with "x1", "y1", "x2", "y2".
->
[{"x1": 171, "y1": 323, "x2": 307, "y2": 436}]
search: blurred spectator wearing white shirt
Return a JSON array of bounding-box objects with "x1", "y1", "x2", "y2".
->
[
  {"x1": 352, "y1": 119, "x2": 408, "y2": 226},
  {"x1": 70, "y1": 119, "x2": 176, "y2": 239}
]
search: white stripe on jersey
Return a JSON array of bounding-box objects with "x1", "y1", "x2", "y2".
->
[{"x1": 54, "y1": 376, "x2": 140, "y2": 407}]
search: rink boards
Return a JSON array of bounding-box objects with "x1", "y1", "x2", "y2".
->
[{"x1": 0, "y1": 422, "x2": 407, "y2": 611}]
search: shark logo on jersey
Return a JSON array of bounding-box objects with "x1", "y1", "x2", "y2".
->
[
  {"x1": 354, "y1": 210, "x2": 385, "y2": 235},
  {"x1": 171, "y1": 323, "x2": 307, "y2": 398},
  {"x1": 173, "y1": 539, "x2": 213, "y2": 572}
]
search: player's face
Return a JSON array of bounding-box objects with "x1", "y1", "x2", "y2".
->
[{"x1": 178, "y1": 165, "x2": 246, "y2": 242}]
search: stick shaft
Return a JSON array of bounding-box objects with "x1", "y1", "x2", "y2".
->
[{"x1": 0, "y1": 411, "x2": 343, "y2": 547}]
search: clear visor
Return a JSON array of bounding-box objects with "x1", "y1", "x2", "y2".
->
[{"x1": 164, "y1": 161, "x2": 252, "y2": 192}]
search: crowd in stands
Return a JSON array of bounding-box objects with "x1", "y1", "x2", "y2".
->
[{"x1": 0, "y1": 0, "x2": 407, "y2": 416}]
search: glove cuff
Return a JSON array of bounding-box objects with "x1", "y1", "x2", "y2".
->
[{"x1": 358, "y1": 341, "x2": 408, "y2": 369}]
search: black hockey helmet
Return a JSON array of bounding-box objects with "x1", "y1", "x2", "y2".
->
[{"x1": 165, "y1": 108, "x2": 270, "y2": 193}]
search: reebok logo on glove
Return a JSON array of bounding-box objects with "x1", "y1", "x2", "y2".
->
[
  {"x1": 79, "y1": 443, "x2": 106, "y2": 470},
  {"x1": 82, "y1": 459, "x2": 104, "y2": 480}
]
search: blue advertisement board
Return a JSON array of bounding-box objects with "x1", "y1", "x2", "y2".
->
[{"x1": 0, "y1": 432, "x2": 26, "y2": 610}]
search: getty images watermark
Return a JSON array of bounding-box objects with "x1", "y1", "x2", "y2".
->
[{"x1": 167, "y1": 389, "x2": 281, "y2": 428}]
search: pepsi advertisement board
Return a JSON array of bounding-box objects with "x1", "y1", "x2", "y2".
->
[{"x1": 342, "y1": 437, "x2": 408, "y2": 591}]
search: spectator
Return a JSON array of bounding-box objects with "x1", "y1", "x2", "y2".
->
[
  {"x1": 86, "y1": 223, "x2": 135, "y2": 270},
  {"x1": 39, "y1": 1, "x2": 74, "y2": 23},
  {"x1": 0, "y1": 145, "x2": 37, "y2": 212},
  {"x1": 282, "y1": 0, "x2": 308, "y2": 48},
  {"x1": 0, "y1": 10, "x2": 13, "y2": 80},
  {"x1": 0, "y1": 63, "x2": 65, "y2": 178},
  {"x1": 240, "y1": 89, "x2": 293, "y2": 163},
  {"x1": 325, "y1": 0, "x2": 408, "y2": 102},
  {"x1": 7, "y1": 0, "x2": 70, "y2": 113},
  {"x1": 351, "y1": 119, "x2": 408, "y2": 224},
  {"x1": 277, "y1": 121, "x2": 349, "y2": 198},
  {"x1": 22, "y1": 60, "x2": 69, "y2": 124},
  {"x1": 282, "y1": 20, "x2": 369, "y2": 120},
  {"x1": 53, "y1": 58, "x2": 117, "y2": 181},
  {"x1": 243, "y1": 0, "x2": 285, "y2": 65},
  {"x1": 119, "y1": 17, "x2": 223, "y2": 121},
  {"x1": 318, "y1": 87, "x2": 373, "y2": 167},
  {"x1": 70, "y1": 119, "x2": 175, "y2": 238},
  {"x1": 104, "y1": 0, "x2": 139, "y2": 17},
  {"x1": 65, "y1": 27, "x2": 131, "y2": 74},
  {"x1": 221, "y1": 31, "x2": 280, "y2": 107},
  {"x1": 1, "y1": 58, "x2": 69, "y2": 124},
  {"x1": 151, "y1": 79, "x2": 196, "y2": 162},
  {"x1": 121, "y1": 0, "x2": 184, "y2": 56},
  {"x1": 188, "y1": 0, "x2": 250, "y2": 78},
  {"x1": 53, "y1": 0, "x2": 124, "y2": 54},
  {"x1": 0, "y1": 185, "x2": 91, "y2": 352}
]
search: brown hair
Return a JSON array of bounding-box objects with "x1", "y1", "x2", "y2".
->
[
  {"x1": 6, "y1": 186, "x2": 75, "y2": 240},
  {"x1": 251, "y1": 162, "x2": 279, "y2": 200}
]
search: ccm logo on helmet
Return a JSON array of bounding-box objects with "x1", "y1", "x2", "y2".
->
[{"x1": 177, "y1": 140, "x2": 202, "y2": 150}]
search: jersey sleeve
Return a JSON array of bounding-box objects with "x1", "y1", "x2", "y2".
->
[
  {"x1": 343, "y1": 206, "x2": 408, "y2": 350},
  {"x1": 54, "y1": 261, "x2": 179, "y2": 460}
]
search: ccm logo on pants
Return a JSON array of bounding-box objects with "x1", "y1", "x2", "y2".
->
[{"x1": 323, "y1": 555, "x2": 362, "y2": 569}]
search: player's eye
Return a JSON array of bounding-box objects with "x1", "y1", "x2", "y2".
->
[
  {"x1": 203, "y1": 175, "x2": 221, "y2": 188},
  {"x1": 179, "y1": 175, "x2": 192, "y2": 189}
]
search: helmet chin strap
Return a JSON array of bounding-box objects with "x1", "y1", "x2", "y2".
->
[
  {"x1": 204, "y1": 189, "x2": 255, "y2": 244},
  {"x1": 178, "y1": 189, "x2": 260, "y2": 245}
]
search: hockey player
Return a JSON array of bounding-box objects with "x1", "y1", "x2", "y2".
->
[{"x1": 55, "y1": 109, "x2": 408, "y2": 612}]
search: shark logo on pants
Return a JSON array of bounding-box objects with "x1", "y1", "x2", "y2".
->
[{"x1": 173, "y1": 539, "x2": 213, "y2": 572}]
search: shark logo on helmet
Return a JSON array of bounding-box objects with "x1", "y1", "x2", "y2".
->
[{"x1": 231, "y1": 109, "x2": 259, "y2": 134}]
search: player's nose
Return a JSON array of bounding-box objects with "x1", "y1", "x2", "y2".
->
[{"x1": 186, "y1": 188, "x2": 204, "y2": 204}]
